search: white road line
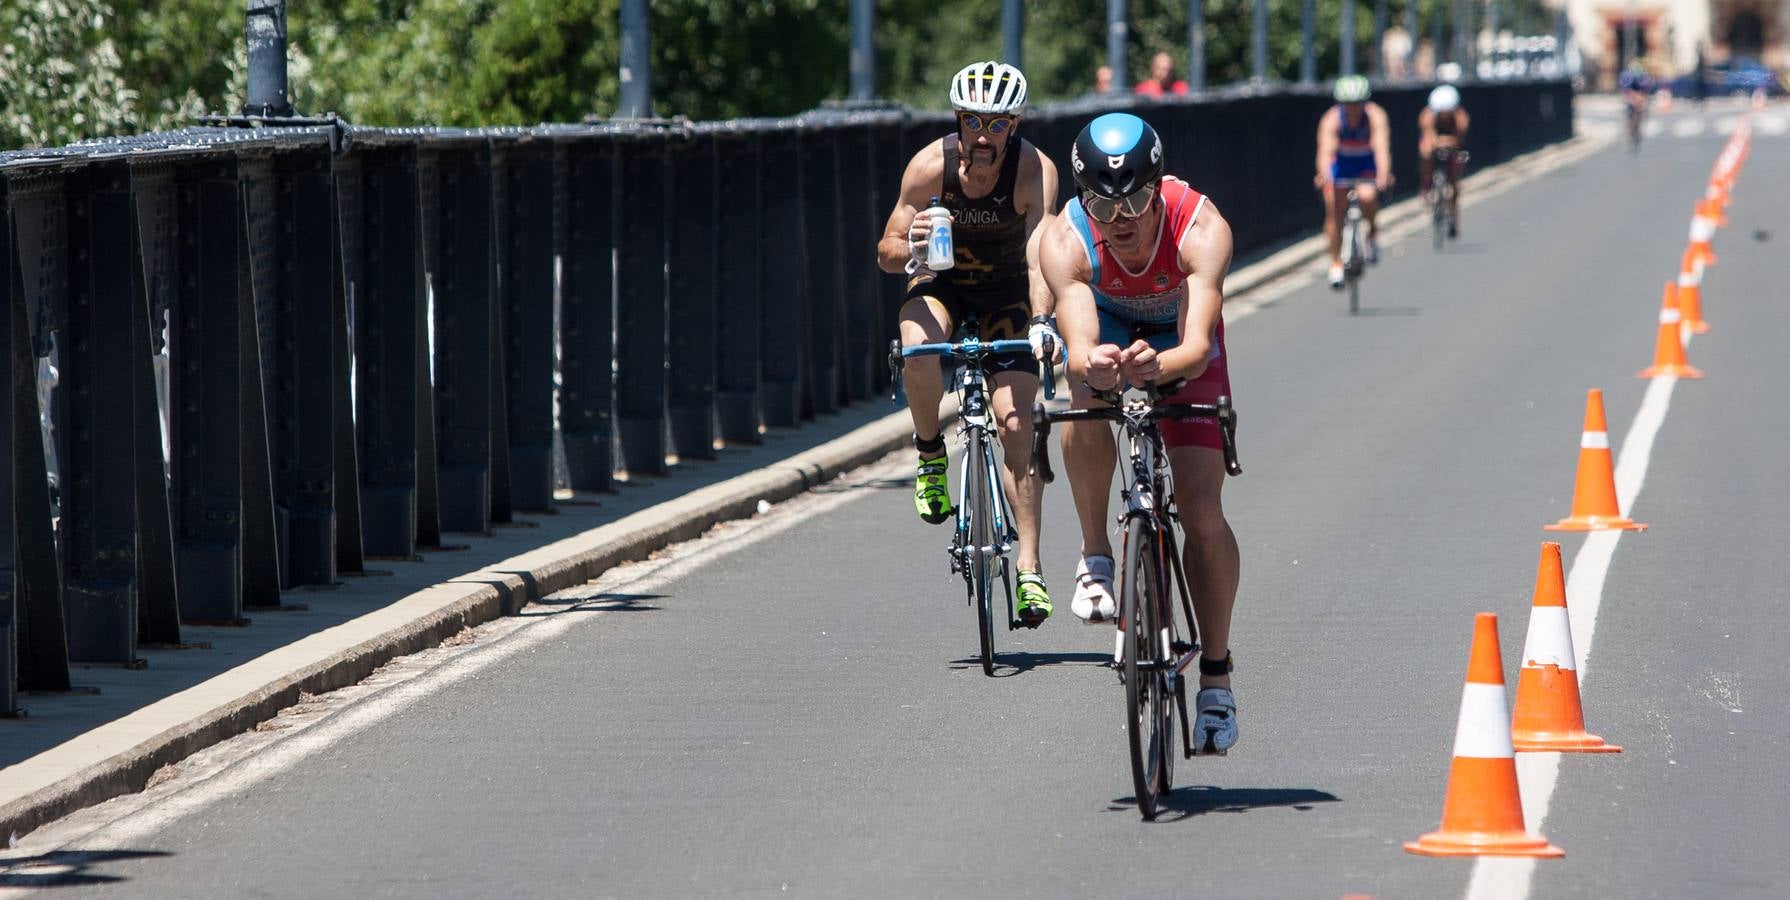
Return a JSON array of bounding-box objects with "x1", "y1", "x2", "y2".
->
[
  {"x1": 1713, "y1": 116, "x2": 1741, "y2": 135},
  {"x1": 1463, "y1": 373, "x2": 1680, "y2": 900},
  {"x1": 1643, "y1": 119, "x2": 1666, "y2": 137},
  {"x1": 1670, "y1": 118, "x2": 1706, "y2": 138},
  {"x1": 1758, "y1": 114, "x2": 1788, "y2": 136},
  {"x1": 0, "y1": 455, "x2": 911, "y2": 891}
]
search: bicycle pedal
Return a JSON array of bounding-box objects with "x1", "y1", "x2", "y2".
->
[{"x1": 1170, "y1": 640, "x2": 1194, "y2": 655}]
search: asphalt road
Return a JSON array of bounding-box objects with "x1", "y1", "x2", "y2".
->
[{"x1": 9, "y1": 102, "x2": 1788, "y2": 899}]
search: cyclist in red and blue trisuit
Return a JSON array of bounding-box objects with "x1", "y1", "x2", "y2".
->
[
  {"x1": 1315, "y1": 75, "x2": 1392, "y2": 289},
  {"x1": 1040, "y1": 112, "x2": 1242, "y2": 755},
  {"x1": 877, "y1": 61, "x2": 1063, "y2": 625}
]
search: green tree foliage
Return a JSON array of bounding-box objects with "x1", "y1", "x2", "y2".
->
[
  {"x1": 4, "y1": 0, "x2": 1545, "y2": 149},
  {"x1": 0, "y1": 0, "x2": 135, "y2": 148}
]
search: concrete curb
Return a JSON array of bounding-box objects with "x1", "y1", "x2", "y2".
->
[
  {"x1": 0, "y1": 131, "x2": 1606, "y2": 843},
  {"x1": 0, "y1": 406, "x2": 921, "y2": 840}
]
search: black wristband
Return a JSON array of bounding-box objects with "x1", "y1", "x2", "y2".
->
[
  {"x1": 1029, "y1": 314, "x2": 1053, "y2": 326},
  {"x1": 1198, "y1": 653, "x2": 1233, "y2": 677}
]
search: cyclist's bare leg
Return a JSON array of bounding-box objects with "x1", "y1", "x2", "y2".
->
[
  {"x1": 1323, "y1": 184, "x2": 1344, "y2": 265},
  {"x1": 1169, "y1": 446, "x2": 1240, "y2": 691},
  {"x1": 1355, "y1": 182, "x2": 1382, "y2": 240},
  {"x1": 991, "y1": 371, "x2": 1042, "y2": 572},
  {"x1": 898, "y1": 296, "x2": 952, "y2": 441},
  {"x1": 1061, "y1": 377, "x2": 1118, "y2": 559},
  {"x1": 1418, "y1": 137, "x2": 1435, "y2": 196}
]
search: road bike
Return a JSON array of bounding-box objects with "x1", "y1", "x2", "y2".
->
[
  {"x1": 1030, "y1": 383, "x2": 1241, "y2": 818},
  {"x1": 890, "y1": 320, "x2": 1054, "y2": 676},
  {"x1": 1429, "y1": 147, "x2": 1468, "y2": 250},
  {"x1": 1339, "y1": 185, "x2": 1368, "y2": 314}
]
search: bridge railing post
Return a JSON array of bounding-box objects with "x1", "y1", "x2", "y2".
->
[
  {"x1": 667, "y1": 126, "x2": 719, "y2": 462},
  {"x1": 61, "y1": 162, "x2": 142, "y2": 659},
  {"x1": 757, "y1": 125, "x2": 804, "y2": 429},
  {"x1": 125, "y1": 159, "x2": 181, "y2": 642},
  {"x1": 418, "y1": 137, "x2": 496, "y2": 534},
  {"x1": 492, "y1": 134, "x2": 557, "y2": 513},
  {"x1": 613, "y1": 123, "x2": 672, "y2": 476},
  {"x1": 713, "y1": 124, "x2": 765, "y2": 445},
  {"x1": 553, "y1": 128, "x2": 616, "y2": 493},
  {"x1": 348, "y1": 142, "x2": 422, "y2": 558}
]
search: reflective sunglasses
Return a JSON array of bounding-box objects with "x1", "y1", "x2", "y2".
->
[
  {"x1": 958, "y1": 113, "x2": 1015, "y2": 135},
  {"x1": 1081, "y1": 183, "x2": 1158, "y2": 224}
]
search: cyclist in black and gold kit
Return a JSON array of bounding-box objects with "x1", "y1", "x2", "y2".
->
[{"x1": 877, "y1": 61, "x2": 1062, "y2": 624}]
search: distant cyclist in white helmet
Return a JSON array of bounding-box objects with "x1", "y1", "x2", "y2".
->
[
  {"x1": 1315, "y1": 75, "x2": 1392, "y2": 289},
  {"x1": 1419, "y1": 84, "x2": 1470, "y2": 238},
  {"x1": 877, "y1": 61, "x2": 1063, "y2": 625}
]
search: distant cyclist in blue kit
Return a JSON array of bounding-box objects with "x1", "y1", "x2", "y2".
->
[{"x1": 1315, "y1": 75, "x2": 1392, "y2": 289}]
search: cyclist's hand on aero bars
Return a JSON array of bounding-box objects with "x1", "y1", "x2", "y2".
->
[
  {"x1": 1028, "y1": 316, "x2": 1064, "y2": 364},
  {"x1": 1084, "y1": 343, "x2": 1124, "y2": 391},
  {"x1": 1376, "y1": 172, "x2": 1394, "y2": 192},
  {"x1": 1313, "y1": 172, "x2": 1331, "y2": 191},
  {"x1": 1119, "y1": 339, "x2": 1161, "y2": 389}
]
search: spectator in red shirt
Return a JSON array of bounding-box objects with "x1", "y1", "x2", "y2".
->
[{"x1": 1134, "y1": 52, "x2": 1190, "y2": 97}]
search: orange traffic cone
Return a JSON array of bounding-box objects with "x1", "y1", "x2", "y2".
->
[
  {"x1": 1705, "y1": 192, "x2": 1730, "y2": 228},
  {"x1": 1406, "y1": 613, "x2": 1564, "y2": 858},
  {"x1": 1687, "y1": 201, "x2": 1719, "y2": 266},
  {"x1": 1511, "y1": 543, "x2": 1622, "y2": 753},
  {"x1": 1546, "y1": 389, "x2": 1647, "y2": 532},
  {"x1": 1639, "y1": 285, "x2": 1704, "y2": 380},
  {"x1": 1676, "y1": 266, "x2": 1709, "y2": 335}
]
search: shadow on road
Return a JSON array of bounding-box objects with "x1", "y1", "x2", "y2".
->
[
  {"x1": 1349, "y1": 305, "x2": 1421, "y2": 317},
  {"x1": 949, "y1": 651, "x2": 1113, "y2": 676},
  {"x1": 815, "y1": 475, "x2": 908, "y2": 494},
  {"x1": 1109, "y1": 785, "x2": 1341, "y2": 821},
  {"x1": 0, "y1": 849, "x2": 171, "y2": 888},
  {"x1": 518, "y1": 591, "x2": 667, "y2": 617}
]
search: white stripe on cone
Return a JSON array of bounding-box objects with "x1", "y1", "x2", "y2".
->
[
  {"x1": 1452, "y1": 683, "x2": 1516, "y2": 759},
  {"x1": 1689, "y1": 217, "x2": 1714, "y2": 241},
  {"x1": 1522, "y1": 606, "x2": 1577, "y2": 671},
  {"x1": 1678, "y1": 270, "x2": 1700, "y2": 288},
  {"x1": 1580, "y1": 430, "x2": 1610, "y2": 450},
  {"x1": 1661, "y1": 308, "x2": 1683, "y2": 325}
]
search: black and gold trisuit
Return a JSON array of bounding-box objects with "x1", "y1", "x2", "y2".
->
[{"x1": 905, "y1": 134, "x2": 1033, "y2": 375}]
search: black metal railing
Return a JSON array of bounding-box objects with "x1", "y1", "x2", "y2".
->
[{"x1": 0, "y1": 79, "x2": 1574, "y2": 713}]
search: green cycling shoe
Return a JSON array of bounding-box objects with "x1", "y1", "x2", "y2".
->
[
  {"x1": 915, "y1": 454, "x2": 954, "y2": 525},
  {"x1": 1015, "y1": 570, "x2": 1051, "y2": 628}
]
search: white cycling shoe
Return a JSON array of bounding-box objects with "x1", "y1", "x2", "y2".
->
[
  {"x1": 1192, "y1": 687, "x2": 1239, "y2": 756},
  {"x1": 1326, "y1": 263, "x2": 1345, "y2": 290},
  {"x1": 1070, "y1": 554, "x2": 1116, "y2": 623}
]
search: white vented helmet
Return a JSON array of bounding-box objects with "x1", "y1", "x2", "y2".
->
[
  {"x1": 950, "y1": 61, "x2": 1028, "y2": 115},
  {"x1": 1428, "y1": 84, "x2": 1461, "y2": 112}
]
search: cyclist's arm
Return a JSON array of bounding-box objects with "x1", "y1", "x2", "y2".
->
[
  {"x1": 1456, "y1": 108, "x2": 1471, "y2": 142},
  {"x1": 1162, "y1": 204, "x2": 1232, "y2": 384},
  {"x1": 1039, "y1": 214, "x2": 1101, "y2": 383},
  {"x1": 1018, "y1": 142, "x2": 1062, "y2": 318},
  {"x1": 1368, "y1": 103, "x2": 1393, "y2": 182},
  {"x1": 1418, "y1": 108, "x2": 1437, "y2": 145},
  {"x1": 1314, "y1": 108, "x2": 1338, "y2": 185},
  {"x1": 877, "y1": 142, "x2": 945, "y2": 274}
]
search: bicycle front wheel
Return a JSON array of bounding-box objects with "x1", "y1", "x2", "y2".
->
[
  {"x1": 966, "y1": 429, "x2": 996, "y2": 677},
  {"x1": 1121, "y1": 517, "x2": 1171, "y2": 818}
]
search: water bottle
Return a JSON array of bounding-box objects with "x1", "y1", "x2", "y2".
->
[{"x1": 922, "y1": 197, "x2": 954, "y2": 271}]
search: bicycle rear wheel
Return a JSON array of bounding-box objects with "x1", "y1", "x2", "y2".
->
[
  {"x1": 1343, "y1": 219, "x2": 1361, "y2": 315},
  {"x1": 966, "y1": 429, "x2": 996, "y2": 677},
  {"x1": 1432, "y1": 174, "x2": 1447, "y2": 250},
  {"x1": 1121, "y1": 516, "x2": 1171, "y2": 818}
]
